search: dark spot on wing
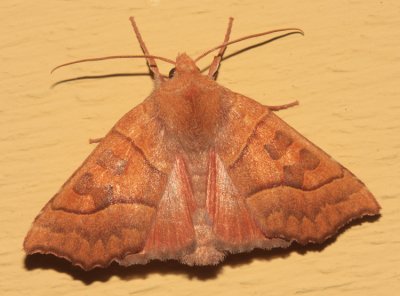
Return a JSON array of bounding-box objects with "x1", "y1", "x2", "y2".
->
[
  {"x1": 73, "y1": 173, "x2": 94, "y2": 195},
  {"x1": 264, "y1": 130, "x2": 293, "y2": 160},
  {"x1": 283, "y1": 165, "x2": 304, "y2": 188},
  {"x1": 300, "y1": 148, "x2": 320, "y2": 170}
]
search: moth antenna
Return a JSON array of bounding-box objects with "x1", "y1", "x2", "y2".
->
[
  {"x1": 195, "y1": 27, "x2": 304, "y2": 63},
  {"x1": 208, "y1": 17, "x2": 234, "y2": 79},
  {"x1": 129, "y1": 17, "x2": 164, "y2": 83},
  {"x1": 50, "y1": 55, "x2": 175, "y2": 74}
]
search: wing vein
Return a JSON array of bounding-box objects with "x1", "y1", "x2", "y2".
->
[
  {"x1": 229, "y1": 111, "x2": 271, "y2": 168},
  {"x1": 112, "y1": 129, "x2": 167, "y2": 176}
]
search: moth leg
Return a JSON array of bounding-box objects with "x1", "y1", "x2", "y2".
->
[
  {"x1": 266, "y1": 100, "x2": 299, "y2": 111},
  {"x1": 208, "y1": 17, "x2": 234, "y2": 79},
  {"x1": 89, "y1": 137, "x2": 104, "y2": 144},
  {"x1": 129, "y1": 16, "x2": 164, "y2": 84}
]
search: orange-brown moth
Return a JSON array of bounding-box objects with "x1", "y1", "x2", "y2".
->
[{"x1": 24, "y1": 17, "x2": 380, "y2": 270}]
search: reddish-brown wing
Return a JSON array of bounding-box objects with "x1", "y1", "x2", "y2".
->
[
  {"x1": 214, "y1": 91, "x2": 380, "y2": 245},
  {"x1": 205, "y1": 149, "x2": 290, "y2": 253},
  {"x1": 24, "y1": 97, "x2": 196, "y2": 270}
]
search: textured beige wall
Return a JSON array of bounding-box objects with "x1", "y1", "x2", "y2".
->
[{"x1": 1, "y1": 0, "x2": 399, "y2": 295}]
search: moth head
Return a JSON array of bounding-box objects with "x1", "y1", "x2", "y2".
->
[{"x1": 168, "y1": 53, "x2": 200, "y2": 79}]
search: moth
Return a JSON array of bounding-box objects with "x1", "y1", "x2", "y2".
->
[{"x1": 24, "y1": 17, "x2": 380, "y2": 270}]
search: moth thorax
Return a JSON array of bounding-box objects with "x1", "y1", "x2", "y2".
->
[{"x1": 159, "y1": 84, "x2": 221, "y2": 150}]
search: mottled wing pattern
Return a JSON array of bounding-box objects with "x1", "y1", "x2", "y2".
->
[
  {"x1": 24, "y1": 98, "x2": 196, "y2": 270},
  {"x1": 215, "y1": 92, "x2": 380, "y2": 245}
]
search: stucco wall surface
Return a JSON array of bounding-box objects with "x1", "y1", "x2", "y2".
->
[{"x1": 1, "y1": 1, "x2": 399, "y2": 295}]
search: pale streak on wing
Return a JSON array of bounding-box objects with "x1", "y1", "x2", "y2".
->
[
  {"x1": 206, "y1": 149, "x2": 289, "y2": 252},
  {"x1": 119, "y1": 155, "x2": 197, "y2": 265}
]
